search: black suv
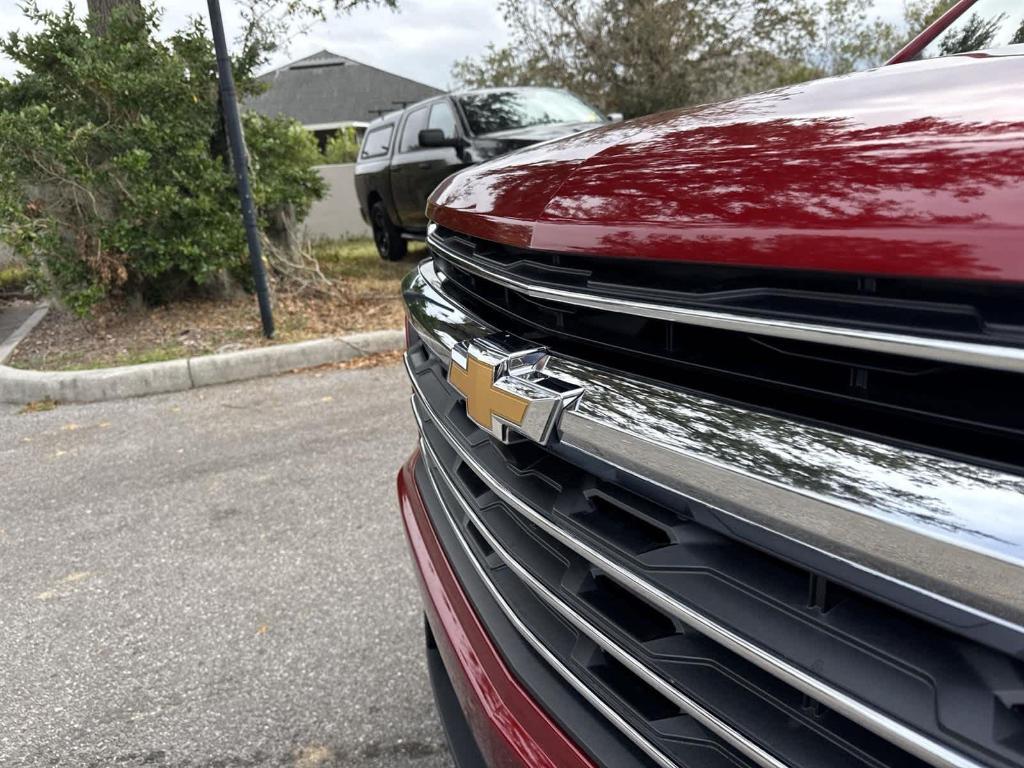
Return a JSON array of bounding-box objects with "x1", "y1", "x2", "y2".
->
[{"x1": 354, "y1": 87, "x2": 613, "y2": 260}]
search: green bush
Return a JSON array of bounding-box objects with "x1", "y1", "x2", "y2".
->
[
  {"x1": 0, "y1": 3, "x2": 324, "y2": 313},
  {"x1": 246, "y1": 113, "x2": 326, "y2": 222},
  {"x1": 323, "y1": 126, "x2": 360, "y2": 164}
]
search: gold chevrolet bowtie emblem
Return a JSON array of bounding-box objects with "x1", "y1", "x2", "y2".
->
[
  {"x1": 448, "y1": 336, "x2": 585, "y2": 445},
  {"x1": 449, "y1": 355, "x2": 530, "y2": 430}
]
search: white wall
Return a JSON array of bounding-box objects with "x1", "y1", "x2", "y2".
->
[{"x1": 304, "y1": 163, "x2": 372, "y2": 240}]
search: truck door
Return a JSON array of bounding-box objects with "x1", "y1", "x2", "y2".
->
[{"x1": 390, "y1": 100, "x2": 468, "y2": 230}]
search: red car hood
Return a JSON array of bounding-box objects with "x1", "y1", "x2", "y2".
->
[{"x1": 428, "y1": 54, "x2": 1024, "y2": 282}]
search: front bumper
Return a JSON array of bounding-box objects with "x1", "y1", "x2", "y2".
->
[{"x1": 397, "y1": 452, "x2": 594, "y2": 768}]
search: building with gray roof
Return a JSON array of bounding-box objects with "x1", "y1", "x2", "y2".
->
[{"x1": 247, "y1": 50, "x2": 443, "y2": 146}]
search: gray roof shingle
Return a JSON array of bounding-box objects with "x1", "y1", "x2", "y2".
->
[{"x1": 246, "y1": 50, "x2": 443, "y2": 127}]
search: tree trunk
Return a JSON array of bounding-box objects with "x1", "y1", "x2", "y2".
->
[
  {"x1": 86, "y1": 0, "x2": 143, "y2": 34},
  {"x1": 266, "y1": 203, "x2": 301, "y2": 259}
]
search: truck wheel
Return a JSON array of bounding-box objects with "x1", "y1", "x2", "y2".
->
[{"x1": 371, "y1": 202, "x2": 407, "y2": 261}]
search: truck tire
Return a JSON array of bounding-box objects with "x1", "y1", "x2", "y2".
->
[{"x1": 371, "y1": 201, "x2": 407, "y2": 261}]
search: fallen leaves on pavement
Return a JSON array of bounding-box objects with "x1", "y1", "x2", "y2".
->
[{"x1": 19, "y1": 398, "x2": 58, "y2": 414}]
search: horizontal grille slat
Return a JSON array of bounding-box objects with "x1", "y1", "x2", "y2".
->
[{"x1": 432, "y1": 226, "x2": 1024, "y2": 354}]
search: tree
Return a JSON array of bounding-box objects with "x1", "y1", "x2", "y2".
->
[
  {"x1": 452, "y1": 0, "x2": 954, "y2": 119},
  {"x1": 0, "y1": 0, "x2": 397, "y2": 311},
  {"x1": 0, "y1": 3, "x2": 324, "y2": 311},
  {"x1": 936, "y1": 10, "x2": 1004, "y2": 54},
  {"x1": 902, "y1": 0, "x2": 956, "y2": 35},
  {"x1": 86, "y1": 0, "x2": 142, "y2": 34},
  {"x1": 454, "y1": 0, "x2": 770, "y2": 117},
  {"x1": 799, "y1": 0, "x2": 901, "y2": 78}
]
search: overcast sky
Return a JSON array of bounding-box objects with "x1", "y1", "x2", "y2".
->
[{"x1": 0, "y1": 0, "x2": 910, "y2": 86}]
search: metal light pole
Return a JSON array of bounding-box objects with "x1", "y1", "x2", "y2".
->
[{"x1": 208, "y1": 0, "x2": 274, "y2": 338}]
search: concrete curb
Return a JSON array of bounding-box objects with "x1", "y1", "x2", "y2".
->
[{"x1": 0, "y1": 328, "x2": 404, "y2": 405}]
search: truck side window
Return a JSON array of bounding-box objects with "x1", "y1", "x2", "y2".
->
[
  {"x1": 427, "y1": 102, "x2": 457, "y2": 139},
  {"x1": 400, "y1": 106, "x2": 429, "y2": 153},
  {"x1": 917, "y1": 0, "x2": 1024, "y2": 58},
  {"x1": 360, "y1": 125, "x2": 394, "y2": 159}
]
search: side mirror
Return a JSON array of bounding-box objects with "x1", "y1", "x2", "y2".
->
[
  {"x1": 606, "y1": 112, "x2": 624, "y2": 123},
  {"x1": 419, "y1": 128, "x2": 462, "y2": 148}
]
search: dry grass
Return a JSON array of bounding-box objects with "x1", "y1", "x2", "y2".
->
[{"x1": 8, "y1": 239, "x2": 422, "y2": 371}]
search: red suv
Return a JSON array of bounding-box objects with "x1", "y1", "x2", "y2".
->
[{"x1": 397, "y1": 3, "x2": 1024, "y2": 767}]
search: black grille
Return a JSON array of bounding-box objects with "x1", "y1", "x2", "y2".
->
[
  {"x1": 408, "y1": 336, "x2": 1024, "y2": 768},
  {"x1": 431, "y1": 227, "x2": 1024, "y2": 346},
  {"x1": 430, "y1": 228, "x2": 1024, "y2": 473}
]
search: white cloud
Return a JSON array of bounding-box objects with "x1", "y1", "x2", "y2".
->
[
  {"x1": 873, "y1": 0, "x2": 910, "y2": 22},
  {"x1": 0, "y1": 0, "x2": 508, "y2": 88}
]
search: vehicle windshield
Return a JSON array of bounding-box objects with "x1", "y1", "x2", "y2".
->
[
  {"x1": 917, "y1": 0, "x2": 1024, "y2": 58},
  {"x1": 457, "y1": 89, "x2": 604, "y2": 135}
]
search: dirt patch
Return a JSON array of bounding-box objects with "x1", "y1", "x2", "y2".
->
[{"x1": 7, "y1": 240, "x2": 421, "y2": 371}]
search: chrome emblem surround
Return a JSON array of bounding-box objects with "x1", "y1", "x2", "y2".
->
[{"x1": 448, "y1": 334, "x2": 585, "y2": 445}]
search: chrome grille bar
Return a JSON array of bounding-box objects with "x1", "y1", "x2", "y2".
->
[{"x1": 427, "y1": 224, "x2": 1024, "y2": 374}]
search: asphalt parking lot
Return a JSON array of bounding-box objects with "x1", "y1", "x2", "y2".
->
[{"x1": 0, "y1": 362, "x2": 453, "y2": 768}]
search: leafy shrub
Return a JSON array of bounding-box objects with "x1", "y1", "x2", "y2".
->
[
  {"x1": 246, "y1": 113, "x2": 326, "y2": 221},
  {"x1": 323, "y1": 126, "x2": 360, "y2": 164},
  {"x1": 0, "y1": 3, "x2": 324, "y2": 313}
]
